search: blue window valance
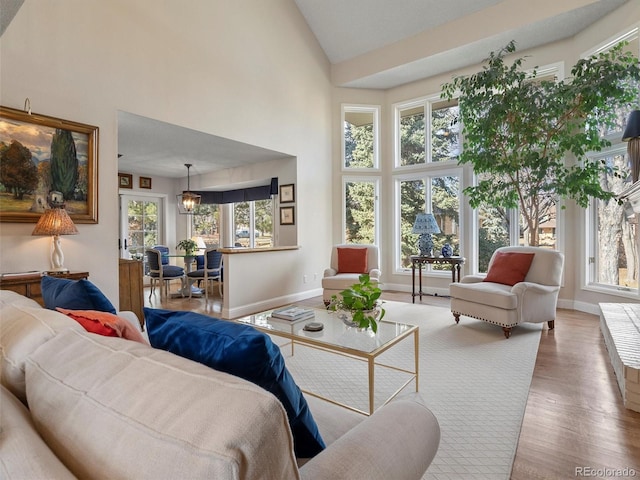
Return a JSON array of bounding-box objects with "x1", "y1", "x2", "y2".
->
[{"x1": 194, "y1": 177, "x2": 278, "y2": 205}]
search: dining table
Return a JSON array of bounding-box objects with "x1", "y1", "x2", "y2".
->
[{"x1": 164, "y1": 254, "x2": 203, "y2": 297}]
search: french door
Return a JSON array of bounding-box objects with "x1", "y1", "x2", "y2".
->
[{"x1": 119, "y1": 195, "x2": 163, "y2": 273}]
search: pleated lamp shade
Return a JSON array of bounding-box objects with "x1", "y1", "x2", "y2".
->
[{"x1": 32, "y1": 207, "x2": 78, "y2": 271}]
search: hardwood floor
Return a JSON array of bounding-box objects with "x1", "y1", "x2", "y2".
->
[{"x1": 146, "y1": 286, "x2": 640, "y2": 479}]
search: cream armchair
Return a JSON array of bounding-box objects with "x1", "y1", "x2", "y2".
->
[
  {"x1": 322, "y1": 244, "x2": 381, "y2": 305},
  {"x1": 450, "y1": 246, "x2": 564, "y2": 338}
]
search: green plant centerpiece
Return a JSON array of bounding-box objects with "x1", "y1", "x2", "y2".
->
[
  {"x1": 327, "y1": 273, "x2": 385, "y2": 333},
  {"x1": 177, "y1": 239, "x2": 198, "y2": 256}
]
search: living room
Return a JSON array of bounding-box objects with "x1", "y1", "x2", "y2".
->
[
  {"x1": 1, "y1": 1, "x2": 638, "y2": 316},
  {"x1": 1, "y1": 1, "x2": 640, "y2": 478}
]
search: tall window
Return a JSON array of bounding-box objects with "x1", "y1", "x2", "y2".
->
[
  {"x1": 587, "y1": 148, "x2": 637, "y2": 293},
  {"x1": 394, "y1": 95, "x2": 461, "y2": 272},
  {"x1": 396, "y1": 97, "x2": 460, "y2": 167},
  {"x1": 343, "y1": 177, "x2": 379, "y2": 244},
  {"x1": 341, "y1": 105, "x2": 381, "y2": 245},
  {"x1": 396, "y1": 171, "x2": 461, "y2": 270},
  {"x1": 585, "y1": 28, "x2": 639, "y2": 296},
  {"x1": 233, "y1": 199, "x2": 273, "y2": 248},
  {"x1": 191, "y1": 204, "x2": 221, "y2": 248},
  {"x1": 342, "y1": 105, "x2": 379, "y2": 170}
]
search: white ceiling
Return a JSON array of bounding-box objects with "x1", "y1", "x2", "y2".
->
[
  {"x1": 117, "y1": 112, "x2": 290, "y2": 180},
  {"x1": 113, "y1": 0, "x2": 629, "y2": 178},
  {"x1": 294, "y1": 0, "x2": 629, "y2": 89}
]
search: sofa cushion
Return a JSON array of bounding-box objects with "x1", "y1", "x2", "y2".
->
[
  {"x1": 0, "y1": 303, "x2": 81, "y2": 404},
  {"x1": 337, "y1": 247, "x2": 368, "y2": 274},
  {"x1": 56, "y1": 308, "x2": 147, "y2": 344},
  {"x1": 41, "y1": 275, "x2": 117, "y2": 313},
  {"x1": 0, "y1": 385, "x2": 77, "y2": 479},
  {"x1": 483, "y1": 252, "x2": 535, "y2": 286},
  {"x1": 25, "y1": 329, "x2": 299, "y2": 480},
  {"x1": 449, "y1": 281, "x2": 517, "y2": 310},
  {"x1": 321, "y1": 272, "x2": 368, "y2": 290},
  {"x1": 144, "y1": 308, "x2": 325, "y2": 458}
]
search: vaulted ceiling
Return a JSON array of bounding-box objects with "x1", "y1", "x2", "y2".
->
[
  {"x1": 294, "y1": 0, "x2": 629, "y2": 89},
  {"x1": 0, "y1": 0, "x2": 629, "y2": 177}
]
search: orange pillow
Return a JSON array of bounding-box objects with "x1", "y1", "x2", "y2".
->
[
  {"x1": 56, "y1": 308, "x2": 148, "y2": 344},
  {"x1": 337, "y1": 247, "x2": 368, "y2": 274},
  {"x1": 483, "y1": 252, "x2": 535, "y2": 286}
]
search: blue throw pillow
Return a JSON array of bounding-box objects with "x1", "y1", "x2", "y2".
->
[
  {"x1": 41, "y1": 276, "x2": 116, "y2": 314},
  {"x1": 144, "y1": 308, "x2": 325, "y2": 458}
]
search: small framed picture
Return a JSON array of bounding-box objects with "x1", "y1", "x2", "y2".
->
[
  {"x1": 280, "y1": 206, "x2": 295, "y2": 225},
  {"x1": 279, "y1": 184, "x2": 295, "y2": 203},
  {"x1": 140, "y1": 176, "x2": 152, "y2": 189},
  {"x1": 118, "y1": 172, "x2": 133, "y2": 189}
]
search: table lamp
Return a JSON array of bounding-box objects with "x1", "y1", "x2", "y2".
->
[
  {"x1": 32, "y1": 206, "x2": 78, "y2": 272},
  {"x1": 412, "y1": 213, "x2": 440, "y2": 256}
]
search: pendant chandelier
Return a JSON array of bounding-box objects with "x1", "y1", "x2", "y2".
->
[{"x1": 177, "y1": 163, "x2": 201, "y2": 214}]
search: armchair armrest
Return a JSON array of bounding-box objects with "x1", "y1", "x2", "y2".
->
[
  {"x1": 511, "y1": 282, "x2": 559, "y2": 296},
  {"x1": 368, "y1": 268, "x2": 381, "y2": 282},
  {"x1": 299, "y1": 395, "x2": 440, "y2": 480},
  {"x1": 460, "y1": 274, "x2": 484, "y2": 284},
  {"x1": 323, "y1": 268, "x2": 337, "y2": 278},
  {"x1": 512, "y1": 282, "x2": 561, "y2": 323}
]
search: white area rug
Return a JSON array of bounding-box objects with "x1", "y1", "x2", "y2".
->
[{"x1": 280, "y1": 301, "x2": 542, "y2": 480}]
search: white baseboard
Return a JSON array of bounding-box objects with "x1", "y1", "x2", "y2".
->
[
  {"x1": 222, "y1": 286, "x2": 602, "y2": 320},
  {"x1": 223, "y1": 287, "x2": 323, "y2": 319}
]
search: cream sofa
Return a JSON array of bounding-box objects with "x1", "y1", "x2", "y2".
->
[{"x1": 0, "y1": 290, "x2": 440, "y2": 480}]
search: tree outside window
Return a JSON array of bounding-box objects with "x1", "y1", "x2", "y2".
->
[
  {"x1": 191, "y1": 204, "x2": 220, "y2": 249},
  {"x1": 343, "y1": 106, "x2": 378, "y2": 169},
  {"x1": 344, "y1": 178, "x2": 377, "y2": 244}
]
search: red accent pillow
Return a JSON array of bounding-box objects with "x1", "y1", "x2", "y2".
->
[
  {"x1": 337, "y1": 247, "x2": 368, "y2": 274},
  {"x1": 56, "y1": 308, "x2": 148, "y2": 344},
  {"x1": 483, "y1": 252, "x2": 535, "y2": 286}
]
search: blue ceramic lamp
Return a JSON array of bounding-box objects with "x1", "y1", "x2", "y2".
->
[{"x1": 412, "y1": 213, "x2": 441, "y2": 257}]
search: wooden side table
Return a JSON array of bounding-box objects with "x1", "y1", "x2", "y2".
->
[
  {"x1": 119, "y1": 259, "x2": 144, "y2": 328},
  {"x1": 0, "y1": 271, "x2": 89, "y2": 306},
  {"x1": 410, "y1": 256, "x2": 465, "y2": 303}
]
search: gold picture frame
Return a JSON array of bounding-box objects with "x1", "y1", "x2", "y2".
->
[
  {"x1": 280, "y1": 206, "x2": 295, "y2": 225},
  {"x1": 139, "y1": 176, "x2": 152, "y2": 189},
  {"x1": 0, "y1": 106, "x2": 98, "y2": 223},
  {"x1": 279, "y1": 183, "x2": 295, "y2": 203},
  {"x1": 118, "y1": 173, "x2": 133, "y2": 189}
]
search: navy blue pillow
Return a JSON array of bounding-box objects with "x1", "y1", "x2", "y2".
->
[
  {"x1": 144, "y1": 308, "x2": 325, "y2": 458},
  {"x1": 41, "y1": 276, "x2": 117, "y2": 314}
]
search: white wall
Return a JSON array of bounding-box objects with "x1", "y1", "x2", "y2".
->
[{"x1": 0, "y1": 0, "x2": 333, "y2": 306}]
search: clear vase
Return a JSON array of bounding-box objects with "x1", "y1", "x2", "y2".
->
[{"x1": 337, "y1": 307, "x2": 382, "y2": 331}]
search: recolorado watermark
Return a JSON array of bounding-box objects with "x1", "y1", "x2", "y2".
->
[{"x1": 576, "y1": 466, "x2": 637, "y2": 477}]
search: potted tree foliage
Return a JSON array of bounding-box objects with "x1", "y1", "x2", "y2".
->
[
  {"x1": 441, "y1": 40, "x2": 640, "y2": 246},
  {"x1": 327, "y1": 274, "x2": 385, "y2": 333}
]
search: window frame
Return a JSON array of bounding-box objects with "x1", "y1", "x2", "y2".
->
[
  {"x1": 231, "y1": 198, "x2": 274, "y2": 249},
  {"x1": 341, "y1": 175, "x2": 381, "y2": 245},
  {"x1": 393, "y1": 166, "x2": 464, "y2": 274},
  {"x1": 582, "y1": 26, "x2": 639, "y2": 299},
  {"x1": 341, "y1": 104, "x2": 380, "y2": 172}
]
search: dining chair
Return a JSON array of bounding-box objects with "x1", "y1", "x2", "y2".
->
[
  {"x1": 145, "y1": 248, "x2": 185, "y2": 300},
  {"x1": 186, "y1": 248, "x2": 223, "y2": 301}
]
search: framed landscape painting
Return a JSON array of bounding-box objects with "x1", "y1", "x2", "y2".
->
[{"x1": 0, "y1": 106, "x2": 98, "y2": 223}]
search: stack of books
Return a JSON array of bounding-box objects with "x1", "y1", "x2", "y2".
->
[{"x1": 270, "y1": 306, "x2": 315, "y2": 321}]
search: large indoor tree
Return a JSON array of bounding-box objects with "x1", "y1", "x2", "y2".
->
[{"x1": 441, "y1": 40, "x2": 640, "y2": 246}]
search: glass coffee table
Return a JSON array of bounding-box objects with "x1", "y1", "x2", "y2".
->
[{"x1": 236, "y1": 307, "x2": 419, "y2": 415}]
